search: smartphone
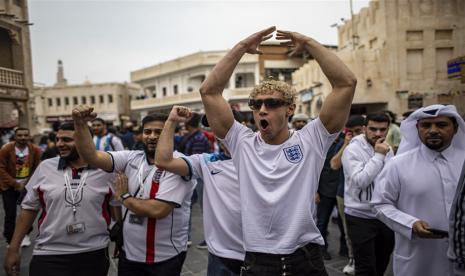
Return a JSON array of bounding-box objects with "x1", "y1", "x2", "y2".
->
[{"x1": 428, "y1": 228, "x2": 449, "y2": 238}]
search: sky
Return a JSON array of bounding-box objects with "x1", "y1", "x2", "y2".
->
[{"x1": 28, "y1": 0, "x2": 370, "y2": 86}]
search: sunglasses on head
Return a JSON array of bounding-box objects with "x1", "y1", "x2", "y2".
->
[{"x1": 248, "y1": 98, "x2": 288, "y2": 110}]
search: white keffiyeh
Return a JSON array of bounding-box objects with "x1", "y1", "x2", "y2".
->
[{"x1": 398, "y1": 104, "x2": 465, "y2": 155}]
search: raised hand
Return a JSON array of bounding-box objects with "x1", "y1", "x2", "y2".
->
[
  {"x1": 72, "y1": 105, "x2": 97, "y2": 123},
  {"x1": 168, "y1": 105, "x2": 192, "y2": 123},
  {"x1": 276, "y1": 30, "x2": 311, "y2": 56},
  {"x1": 239, "y1": 26, "x2": 276, "y2": 55},
  {"x1": 374, "y1": 138, "x2": 390, "y2": 155}
]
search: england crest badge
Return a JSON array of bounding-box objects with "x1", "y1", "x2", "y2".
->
[{"x1": 283, "y1": 145, "x2": 303, "y2": 164}]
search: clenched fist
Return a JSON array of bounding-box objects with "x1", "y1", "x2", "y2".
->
[
  {"x1": 72, "y1": 105, "x2": 97, "y2": 123},
  {"x1": 168, "y1": 105, "x2": 193, "y2": 123}
]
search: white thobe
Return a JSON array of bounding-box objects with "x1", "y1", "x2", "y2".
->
[{"x1": 372, "y1": 144, "x2": 465, "y2": 276}]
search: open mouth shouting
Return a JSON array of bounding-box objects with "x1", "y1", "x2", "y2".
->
[{"x1": 259, "y1": 119, "x2": 270, "y2": 132}]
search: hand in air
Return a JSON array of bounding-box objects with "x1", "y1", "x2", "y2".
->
[
  {"x1": 72, "y1": 105, "x2": 97, "y2": 123},
  {"x1": 276, "y1": 30, "x2": 311, "y2": 56},
  {"x1": 168, "y1": 105, "x2": 193, "y2": 123},
  {"x1": 239, "y1": 26, "x2": 276, "y2": 55}
]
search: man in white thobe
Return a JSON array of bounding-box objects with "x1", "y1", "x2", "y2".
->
[{"x1": 372, "y1": 104, "x2": 465, "y2": 276}]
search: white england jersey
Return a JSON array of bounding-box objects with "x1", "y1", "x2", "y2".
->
[
  {"x1": 184, "y1": 154, "x2": 244, "y2": 261},
  {"x1": 109, "y1": 150, "x2": 195, "y2": 263},
  {"x1": 223, "y1": 118, "x2": 338, "y2": 254},
  {"x1": 22, "y1": 157, "x2": 114, "y2": 255}
]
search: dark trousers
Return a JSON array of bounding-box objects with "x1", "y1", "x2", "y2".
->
[
  {"x1": 29, "y1": 248, "x2": 109, "y2": 276},
  {"x1": 207, "y1": 252, "x2": 242, "y2": 276},
  {"x1": 345, "y1": 214, "x2": 394, "y2": 276},
  {"x1": 241, "y1": 243, "x2": 328, "y2": 276},
  {"x1": 2, "y1": 188, "x2": 31, "y2": 243},
  {"x1": 316, "y1": 194, "x2": 338, "y2": 249},
  {"x1": 118, "y1": 251, "x2": 187, "y2": 276}
]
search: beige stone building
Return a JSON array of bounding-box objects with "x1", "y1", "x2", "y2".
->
[
  {"x1": 293, "y1": 0, "x2": 465, "y2": 118},
  {"x1": 0, "y1": 0, "x2": 34, "y2": 129},
  {"x1": 33, "y1": 61, "x2": 140, "y2": 132},
  {"x1": 130, "y1": 42, "x2": 305, "y2": 120}
]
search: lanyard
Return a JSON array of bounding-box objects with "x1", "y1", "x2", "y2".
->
[
  {"x1": 136, "y1": 160, "x2": 152, "y2": 198},
  {"x1": 64, "y1": 168, "x2": 89, "y2": 219}
]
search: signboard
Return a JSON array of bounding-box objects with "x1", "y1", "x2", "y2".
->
[
  {"x1": 46, "y1": 115, "x2": 72, "y2": 123},
  {"x1": 448, "y1": 56, "x2": 465, "y2": 79}
]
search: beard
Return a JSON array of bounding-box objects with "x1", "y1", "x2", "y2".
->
[
  {"x1": 143, "y1": 144, "x2": 155, "y2": 157},
  {"x1": 61, "y1": 147, "x2": 80, "y2": 162}
]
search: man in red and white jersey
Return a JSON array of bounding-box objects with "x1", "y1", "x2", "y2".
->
[
  {"x1": 72, "y1": 107, "x2": 195, "y2": 276},
  {"x1": 4, "y1": 122, "x2": 114, "y2": 276}
]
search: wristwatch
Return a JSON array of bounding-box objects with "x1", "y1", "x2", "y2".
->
[{"x1": 120, "y1": 192, "x2": 132, "y2": 202}]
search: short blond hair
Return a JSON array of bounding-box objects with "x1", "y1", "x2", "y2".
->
[{"x1": 249, "y1": 79, "x2": 297, "y2": 104}]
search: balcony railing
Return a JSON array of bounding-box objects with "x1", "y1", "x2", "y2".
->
[{"x1": 0, "y1": 67, "x2": 25, "y2": 88}]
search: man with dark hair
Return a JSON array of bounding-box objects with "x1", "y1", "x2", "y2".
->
[
  {"x1": 72, "y1": 106, "x2": 195, "y2": 276},
  {"x1": 373, "y1": 105, "x2": 465, "y2": 276},
  {"x1": 91, "y1": 117, "x2": 124, "y2": 151},
  {"x1": 0, "y1": 127, "x2": 41, "y2": 248},
  {"x1": 342, "y1": 113, "x2": 394, "y2": 276},
  {"x1": 4, "y1": 122, "x2": 115, "y2": 276}
]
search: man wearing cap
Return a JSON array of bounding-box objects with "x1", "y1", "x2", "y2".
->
[
  {"x1": 291, "y1": 113, "x2": 309, "y2": 131},
  {"x1": 155, "y1": 106, "x2": 244, "y2": 276},
  {"x1": 372, "y1": 104, "x2": 465, "y2": 276}
]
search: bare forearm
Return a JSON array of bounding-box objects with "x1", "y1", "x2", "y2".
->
[
  {"x1": 73, "y1": 121, "x2": 112, "y2": 171},
  {"x1": 123, "y1": 198, "x2": 173, "y2": 219},
  {"x1": 200, "y1": 43, "x2": 247, "y2": 95},
  {"x1": 330, "y1": 143, "x2": 348, "y2": 170},
  {"x1": 155, "y1": 120, "x2": 177, "y2": 168},
  {"x1": 304, "y1": 38, "x2": 356, "y2": 88},
  {"x1": 8, "y1": 209, "x2": 37, "y2": 252}
]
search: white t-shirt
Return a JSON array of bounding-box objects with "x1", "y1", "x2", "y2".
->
[
  {"x1": 184, "y1": 154, "x2": 244, "y2": 260},
  {"x1": 15, "y1": 146, "x2": 30, "y2": 185},
  {"x1": 109, "y1": 150, "x2": 195, "y2": 263},
  {"x1": 22, "y1": 157, "x2": 115, "y2": 255},
  {"x1": 223, "y1": 118, "x2": 338, "y2": 254},
  {"x1": 93, "y1": 134, "x2": 124, "y2": 151}
]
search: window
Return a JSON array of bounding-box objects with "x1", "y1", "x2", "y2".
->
[
  {"x1": 406, "y1": 49, "x2": 423, "y2": 80},
  {"x1": 48, "y1": 98, "x2": 53, "y2": 107},
  {"x1": 65, "y1": 97, "x2": 69, "y2": 106},
  {"x1": 99, "y1": 95, "x2": 104, "y2": 104},
  {"x1": 173, "y1": 85, "x2": 178, "y2": 95},
  {"x1": 90, "y1": 95, "x2": 96, "y2": 104},
  {"x1": 162, "y1": 87, "x2": 167, "y2": 96},
  {"x1": 81, "y1": 96, "x2": 86, "y2": 104},
  {"x1": 56, "y1": 98, "x2": 61, "y2": 107},
  {"x1": 408, "y1": 94, "x2": 423, "y2": 109},
  {"x1": 406, "y1": 30, "x2": 423, "y2": 41},
  {"x1": 108, "y1": 94, "x2": 113, "y2": 103},
  {"x1": 436, "y1": 47, "x2": 453, "y2": 79},
  {"x1": 435, "y1": 29, "x2": 453, "y2": 40},
  {"x1": 73, "y1": 97, "x2": 78, "y2": 105}
]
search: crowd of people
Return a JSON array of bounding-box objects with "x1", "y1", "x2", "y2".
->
[{"x1": 0, "y1": 27, "x2": 464, "y2": 276}]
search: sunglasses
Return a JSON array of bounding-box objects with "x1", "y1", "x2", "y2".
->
[{"x1": 248, "y1": 98, "x2": 289, "y2": 110}]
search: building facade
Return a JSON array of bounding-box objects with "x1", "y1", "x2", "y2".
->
[
  {"x1": 0, "y1": 0, "x2": 34, "y2": 129},
  {"x1": 293, "y1": 0, "x2": 465, "y2": 118},
  {"x1": 130, "y1": 42, "x2": 305, "y2": 120},
  {"x1": 33, "y1": 61, "x2": 140, "y2": 133}
]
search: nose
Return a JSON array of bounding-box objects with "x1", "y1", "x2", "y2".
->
[
  {"x1": 258, "y1": 102, "x2": 267, "y2": 115},
  {"x1": 375, "y1": 129, "x2": 382, "y2": 136}
]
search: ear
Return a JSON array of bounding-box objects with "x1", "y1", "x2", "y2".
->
[{"x1": 287, "y1": 104, "x2": 296, "y2": 117}]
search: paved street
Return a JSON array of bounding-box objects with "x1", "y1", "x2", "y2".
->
[{"x1": 0, "y1": 198, "x2": 393, "y2": 276}]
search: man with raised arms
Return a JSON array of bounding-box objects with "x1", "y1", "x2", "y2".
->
[
  {"x1": 155, "y1": 105, "x2": 244, "y2": 276},
  {"x1": 71, "y1": 107, "x2": 195, "y2": 276},
  {"x1": 198, "y1": 27, "x2": 357, "y2": 275}
]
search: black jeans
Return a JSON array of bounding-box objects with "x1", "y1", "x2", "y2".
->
[
  {"x1": 240, "y1": 243, "x2": 328, "y2": 276},
  {"x1": 118, "y1": 251, "x2": 187, "y2": 276},
  {"x1": 1, "y1": 188, "x2": 31, "y2": 243},
  {"x1": 345, "y1": 214, "x2": 394, "y2": 276},
  {"x1": 29, "y1": 248, "x2": 109, "y2": 276},
  {"x1": 316, "y1": 194, "x2": 338, "y2": 249}
]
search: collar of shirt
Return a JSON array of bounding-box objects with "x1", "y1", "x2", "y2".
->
[
  {"x1": 56, "y1": 158, "x2": 97, "y2": 170},
  {"x1": 420, "y1": 143, "x2": 457, "y2": 162}
]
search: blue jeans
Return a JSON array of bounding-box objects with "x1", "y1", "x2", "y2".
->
[
  {"x1": 240, "y1": 243, "x2": 328, "y2": 276},
  {"x1": 207, "y1": 252, "x2": 242, "y2": 276}
]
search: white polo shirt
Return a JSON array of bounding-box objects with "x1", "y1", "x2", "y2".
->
[
  {"x1": 109, "y1": 150, "x2": 195, "y2": 263},
  {"x1": 22, "y1": 157, "x2": 114, "y2": 255},
  {"x1": 223, "y1": 118, "x2": 338, "y2": 254},
  {"x1": 183, "y1": 153, "x2": 244, "y2": 261}
]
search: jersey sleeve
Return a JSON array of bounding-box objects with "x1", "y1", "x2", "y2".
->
[
  {"x1": 300, "y1": 117, "x2": 340, "y2": 157},
  {"x1": 221, "y1": 121, "x2": 252, "y2": 157},
  {"x1": 182, "y1": 154, "x2": 204, "y2": 180},
  {"x1": 107, "y1": 150, "x2": 133, "y2": 172},
  {"x1": 155, "y1": 171, "x2": 194, "y2": 207},
  {"x1": 21, "y1": 163, "x2": 44, "y2": 211}
]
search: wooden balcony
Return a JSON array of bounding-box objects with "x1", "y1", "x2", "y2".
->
[{"x1": 0, "y1": 67, "x2": 25, "y2": 88}]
